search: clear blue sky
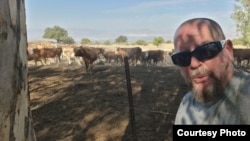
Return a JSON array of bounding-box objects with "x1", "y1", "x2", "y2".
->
[{"x1": 25, "y1": 0, "x2": 238, "y2": 42}]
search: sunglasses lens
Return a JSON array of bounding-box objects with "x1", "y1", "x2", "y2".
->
[
  {"x1": 171, "y1": 52, "x2": 191, "y2": 66},
  {"x1": 193, "y1": 42, "x2": 222, "y2": 61}
]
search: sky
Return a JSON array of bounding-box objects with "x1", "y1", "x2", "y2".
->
[{"x1": 25, "y1": 0, "x2": 239, "y2": 43}]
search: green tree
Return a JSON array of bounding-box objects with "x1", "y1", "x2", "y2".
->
[
  {"x1": 134, "y1": 39, "x2": 147, "y2": 46},
  {"x1": 43, "y1": 25, "x2": 69, "y2": 43},
  {"x1": 153, "y1": 37, "x2": 164, "y2": 47},
  {"x1": 231, "y1": 0, "x2": 250, "y2": 47},
  {"x1": 62, "y1": 36, "x2": 75, "y2": 44},
  {"x1": 81, "y1": 38, "x2": 91, "y2": 45},
  {"x1": 232, "y1": 37, "x2": 245, "y2": 45},
  {"x1": 115, "y1": 35, "x2": 128, "y2": 43}
]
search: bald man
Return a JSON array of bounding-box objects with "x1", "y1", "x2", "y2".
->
[{"x1": 171, "y1": 18, "x2": 250, "y2": 124}]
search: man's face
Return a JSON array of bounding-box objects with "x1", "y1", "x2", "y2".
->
[{"x1": 173, "y1": 21, "x2": 233, "y2": 102}]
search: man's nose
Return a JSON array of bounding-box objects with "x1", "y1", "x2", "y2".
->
[{"x1": 189, "y1": 56, "x2": 201, "y2": 68}]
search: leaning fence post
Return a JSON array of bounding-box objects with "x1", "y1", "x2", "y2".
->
[{"x1": 124, "y1": 56, "x2": 138, "y2": 141}]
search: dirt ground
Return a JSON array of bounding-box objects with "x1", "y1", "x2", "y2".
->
[
  {"x1": 28, "y1": 58, "x2": 250, "y2": 141},
  {"x1": 28, "y1": 57, "x2": 190, "y2": 141}
]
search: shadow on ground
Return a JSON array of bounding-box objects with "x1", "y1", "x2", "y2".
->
[{"x1": 28, "y1": 64, "x2": 189, "y2": 141}]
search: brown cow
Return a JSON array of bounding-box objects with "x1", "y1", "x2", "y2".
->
[
  {"x1": 116, "y1": 47, "x2": 142, "y2": 66},
  {"x1": 91, "y1": 47, "x2": 105, "y2": 57},
  {"x1": 141, "y1": 50, "x2": 165, "y2": 66},
  {"x1": 74, "y1": 46, "x2": 104, "y2": 73},
  {"x1": 33, "y1": 47, "x2": 63, "y2": 65},
  {"x1": 27, "y1": 50, "x2": 44, "y2": 65},
  {"x1": 103, "y1": 50, "x2": 122, "y2": 65}
]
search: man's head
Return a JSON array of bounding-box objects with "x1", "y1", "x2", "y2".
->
[{"x1": 172, "y1": 18, "x2": 235, "y2": 102}]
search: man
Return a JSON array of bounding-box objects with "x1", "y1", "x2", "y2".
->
[{"x1": 172, "y1": 18, "x2": 250, "y2": 124}]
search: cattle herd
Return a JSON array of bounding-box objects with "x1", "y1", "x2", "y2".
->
[
  {"x1": 27, "y1": 43, "x2": 173, "y2": 72},
  {"x1": 27, "y1": 42, "x2": 250, "y2": 72}
]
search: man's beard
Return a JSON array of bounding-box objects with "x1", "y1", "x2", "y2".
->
[
  {"x1": 192, "y1": 79, "x2": 224, "y2": 102},
  {"x1": 185, "y1": 67, "x2": 224, "y2": 102}
]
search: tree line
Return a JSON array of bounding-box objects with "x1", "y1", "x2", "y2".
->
[{"x1": 42, "y1": 26, "x2": 169, "y2": 46}]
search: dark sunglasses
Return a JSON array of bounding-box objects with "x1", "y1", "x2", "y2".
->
[{"x1": 171, "y1": 40, "x2": 226, "y2": 67}]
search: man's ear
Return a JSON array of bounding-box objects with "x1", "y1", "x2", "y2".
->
[{"x1": 224, "y1": 40, "x2": 234, "y2": 61}]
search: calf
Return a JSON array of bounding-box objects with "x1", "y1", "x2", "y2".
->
[{"x1": 103, "y1": 50, "x2": 122, "y2": 65}]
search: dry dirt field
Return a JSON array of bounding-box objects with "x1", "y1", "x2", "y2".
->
[
  {"x1": 28, "y1": 58, "x2": 189, "y2": 141},
  {"x1": 28, "y1": 42, "x2": 250, "y2": 141}
]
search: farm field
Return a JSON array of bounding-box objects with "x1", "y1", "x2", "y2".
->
[
  {"x1": 28, "y1": 41, "x2": 250, "y2": 141},
  {"x1": 28, "y1": 60, "x2": 188, "y2": 141}
]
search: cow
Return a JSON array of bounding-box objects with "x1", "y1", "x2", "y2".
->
[
  {"x1": 74, "y1": 46, "x2": 104, "y2": 73},
  {"x1": 33, "y1": 47, "x2": 63, "y2": 65},
  {"x1": 233, "y1": 48, "x2": 250, "y2": 67},
  {"x1": 103, "y1": 50, "x2": 122, "y2": 65},
  {"x1": 91, "y1": 47, "x2": 105, "y2": 57},
  {"x1": 27, "y1": 49, "x2": 44, "y2": 66},
  {"x1": 141, "y1": 50, "x2": 165, "y2": 66},
  {"x1": 116, "y1": 47, "x2": 142, "y2": 66},
  {"x1": 90, "y1": 47, "x2": 105, "y2": 63}
]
